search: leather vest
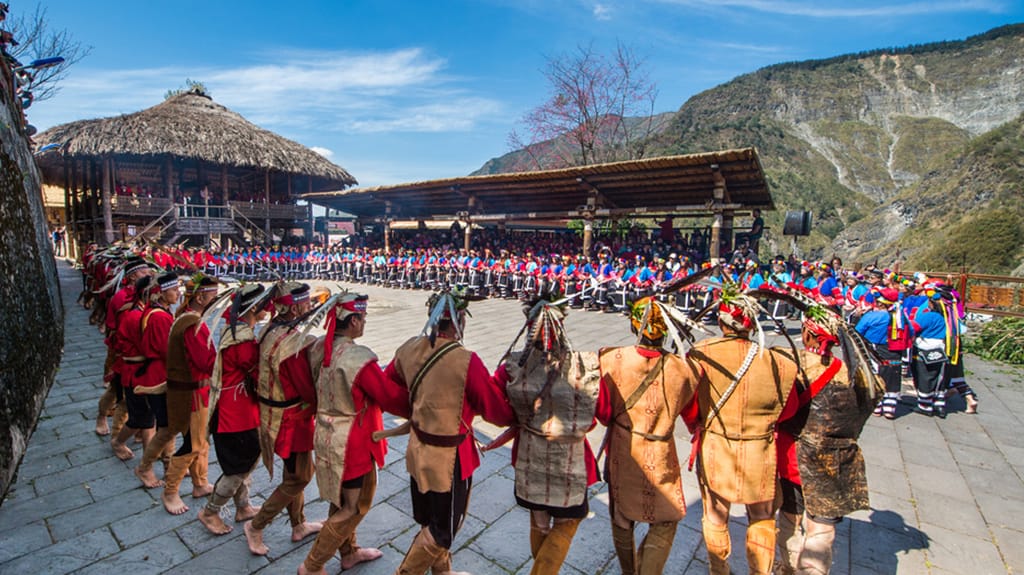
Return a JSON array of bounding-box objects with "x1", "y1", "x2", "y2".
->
[
  {"x1": 166, "y1": 312, "x2": 202, "y2": 388},
  {"x1": 394, "y1": 335, "x2": 471, "y2": 494},
  {"x1": 690, "y1": 336, "x2": 798, "y2": 503},
  {"x1": 312, "y1": 336, "x2": 376, "y2": 506},
  {"x1": 505, "y1": 349, "x2": 600, "y2": 508},
  {"x1": 600, "y1": 345, "x2": 698, "y2": 523}
]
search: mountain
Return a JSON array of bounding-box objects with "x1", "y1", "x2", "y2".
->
[{"x1": 478, "y1": 24, "x2": 1024, "y2": 274}]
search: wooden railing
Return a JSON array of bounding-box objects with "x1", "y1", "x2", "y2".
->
[
  {"x1": 228, "y1": 201, "x2": 308, "y2": 221},
  {"x1": 110, "y1": 196, "x2": 172, "y2": 217},
  {"x1": 922, "y1": 271, "x2": 1024, "y2": 318}
]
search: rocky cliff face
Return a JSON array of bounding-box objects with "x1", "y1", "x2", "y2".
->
[{"x1": 0, "y1": 62, "x2": 65, "y2": 502}]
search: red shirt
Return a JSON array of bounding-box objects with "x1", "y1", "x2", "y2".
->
[
  {"x1": 274, "y1": 348, "x2": 317, "y2": 458},
  {"x1": 383, "y1": 349, "x2": 515, "y2": 481},
  {"x1": 116, "y1": 306, "x2": 145, "y2": 388},
  {"x1": 214, "y1": 338, "x2": 260, "y2": 433},
  {"x1": 137, "y1": 305, "x2": 173, "y2": 389},
  {"x1": 182, "y1": 321, "x2": 216, "y2": 409},
  {"x1": 340, "y1": 361, "x2": 395, "y2": 481}
]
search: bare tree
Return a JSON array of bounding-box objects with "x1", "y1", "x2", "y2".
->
[
  {"x1": 511, "y1": 41, "x2": 659, "y2": 169},
  {"x1": 5, "y1": 3, "x2": 91, "y2": 102}
]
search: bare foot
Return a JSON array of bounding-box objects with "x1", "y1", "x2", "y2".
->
[
  {"x1": 198, "y1": 508, "x2": 233, "y2": 535},
  {"x1": 163, "y1": 492, "x2": 189, "y2": 515},
  {"x1": 111, "y1": 440, "x2": 134, "y2": 461},
  {"x1": 192, "y1": 483, "x2": 214, "y2": 498},
  {"x1": 135, "y1": 466, "x2": 164, "y2": 488},
  {"x1": 291, "y1": 521, "x2": 323, "y2": 542},
  {"x1": 244, "y1": 522, "x2": 269, "y2": 555},
  {"x1": 95, "y1": 418, "x2": 110, "y2": 436},
  {"x1": 132, "y1": 430, "x2": 144, "y2": 444},
  {"x1": 341, "y1": 547, "x2": 383, "y2": 569},
  {"x1": 235, "y1": 505, "x2": 260, "y2": 522}
]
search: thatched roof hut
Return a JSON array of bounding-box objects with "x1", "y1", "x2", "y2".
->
[
  {"x1": 33, "y1": 88, "x2": 356, "y2": 249},
  {"x1": 34, "y1": 89, "x2": 356, "y2": 192}
]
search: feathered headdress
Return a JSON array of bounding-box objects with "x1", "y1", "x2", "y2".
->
[
  {"x1": 423, "y1": 288, "x2": 476, "y2": 345},
  {"x1": 630, "y1": 296, "x2": 709, "y2": 353}
]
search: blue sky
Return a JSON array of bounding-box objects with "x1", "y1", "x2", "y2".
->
[{"x1": 22, "y1": 0, "x2": 1024, "y2": 187}]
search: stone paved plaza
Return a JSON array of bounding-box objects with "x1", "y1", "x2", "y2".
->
[{"x1": 0, "y1": 260, "x2": 1021, "y2": 574}]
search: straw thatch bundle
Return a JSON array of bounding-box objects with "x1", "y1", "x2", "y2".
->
[{"x1": 34, "y1": 90, "x2": 356, "y2": 187}]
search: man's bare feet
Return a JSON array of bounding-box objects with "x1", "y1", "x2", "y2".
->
[
  {"x1": 291, "y1": 521, "x2": 323, "y2": 542},
  {"x1": 111, "y1": 440, "x2": 134, "y2": 461},
  {"x1": 162, "y1": 492, "x2": 189, "y2": 515},
  {"x1": 198, "y1": 508, "x2": 233, "y2": 535},
  {"x1": 95, "y1": 418, "x2": 110, "y2": 436},
  {"x1": 134, "y1": 466, "x2": 164, "y2": 488},
  {"x1": 341, "y1": 547, "x2": 383, "y2": 569},
  {"x1": 235, "y1": 505, "x2": 260, "y2": 522},
  {"x1": 192, "y1": 483, "x2": 214, "y2": 498},
  {"x1": 244, "y1": 522, "x2": 269, "y2": 555}
]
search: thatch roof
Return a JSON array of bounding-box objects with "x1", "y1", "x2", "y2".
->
[
  {"x1": 304, "y1": 148, "x2": 772, "y2": 221},
  {"x1": 34, "y1": 90, "x2": 356, "y2": 188}
]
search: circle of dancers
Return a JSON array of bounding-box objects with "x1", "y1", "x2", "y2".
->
[{"x1": 75, "y1": 239, "x2": 978, "y2": 575}]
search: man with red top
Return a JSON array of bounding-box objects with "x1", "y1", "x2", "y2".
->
[
  {"x1": 382, "y1": 291, "x2": 515, "y2": 575},
  {"x1": 149, "y1": 273, "x2": 219, "y2": 515},
  {"x1": 298, "y1": 293, "x2": 405, "y2": 575},
  {"x1": 246, "y1": 283, "x2": 323, "y2": 555},
  {"x1": 198, "y1": 284, "x2": 268, "y2": 535},
  {"x1": 687, "y1": 290, "x2": 800, "y2": 575},
  {"x1": 109, "y1": 274, "x2": 160, "y2": 461},
  {"x1": 133, "y1": 273, "x2": 183, "y2": 488},
  {"x1": 487, "y1": 298, "x2": 601, "y2": 575},
  {"x1": 773, "y1": 303, "x2": 881, "y2": 575},
  {"x1": 97, "y1": 255, "x2": 152, "y2": 437},
  {"x1": 596, "y1": 297, "x2": 700, "y2": 575}
]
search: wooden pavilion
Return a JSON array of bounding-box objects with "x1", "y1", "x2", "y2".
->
[
  {"x1": 303, "y1": 148, "x2": 773, "y2": 258},
  {"x1": 33, "y1": 88, "x2": 357, "y2": 257}
]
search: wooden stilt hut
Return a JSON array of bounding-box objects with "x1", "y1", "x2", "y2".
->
[{"x1": 33, "y1": 88, "x2": 356, "y2": 257}]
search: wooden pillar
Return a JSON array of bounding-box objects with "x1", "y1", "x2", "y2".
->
[
  {"x1": 463, "y1": 218, "x2": 472, "y2": 252},
  {"x1": 384, "y1": 201, "x2": 392, "y2": 254},
  {"x1": 63, "y1": 157, "x2": 77, "y2": 260},
  {"x1": 165, "y1": 156, "x2": 174, "y2": 200},
  {"x1": 583, "y1": 217, "x2": 593, "y2": 255},
  {"x1": 722, "y1": 210, "x2": 734, "y2": 254},
  {"x1": 264, "y1": 170, "x2": 271, "y2": 242},
  {"x1": 102, "y1": 157, "x2": 115, "y2": 243},
  {"x1": 221, "y1": 166, "x2": 229, "y2": 205},
  {"x1": 710, "y1": 211, "x2": 722, "y2": 261}
]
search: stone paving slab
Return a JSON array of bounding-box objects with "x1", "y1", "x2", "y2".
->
[{"x1": 1, "y1": 260, "x2": 1022, "y2": 574}]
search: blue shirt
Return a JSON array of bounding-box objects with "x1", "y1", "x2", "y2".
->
[
  {"x1": 856, "y1": 310, "x2": 892, "y2": 345},
  {"x1": 914, "y1": 309, "x2": 947, "y2": 340}
]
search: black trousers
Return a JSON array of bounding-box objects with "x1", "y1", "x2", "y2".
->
[{"x1": 409, "y1": 452, "x2": 472, "y2": 549}]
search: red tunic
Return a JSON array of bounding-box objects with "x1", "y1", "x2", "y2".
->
[
  {"x1": 340, "y1": 361, "x2": 395, "y2": 481},
  {"x1": 274, "y1": 348, "x2": 317, "y2": 458},
  {"x1": 215, "y1": 339, "x2": 260, "y2": 433},
  {"x1": 137, "y1": 305, "x2": 173, "y2": 389},
  {"x1": 116, "y1": 306, "x2": 145, "y2": 388},
  {"x1": 182, "y1": 322, "x2": 217, "y2": 409},
  {"x1": 105, "y1": 285, "x2": 136, "y2": 381},
  {"x1": 383, "y1": 352, "x2": 515, "y2": 481}
]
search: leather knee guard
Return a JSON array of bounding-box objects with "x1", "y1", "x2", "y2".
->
[
  {"x1": 796, "y1": 527, "x2": 835, "y2": 575},
  {"x1": 702, "y1": 518, "x2": 731, "y2": 575},
  {"x1": 611, "y1": 522, "x2": 637, "y2": 575},
  {"x1": 531, "y1": 518, "x2": 580, "y2": 575},
  {"x1": 775, "y1": 513, "x2": 803, "y2": 575},
  {"x1": 637, "y1": 521, "x2": 677, "y2": 575},
  {"x1": 746, "y1": 518, "x2": 777, "y2": 575}
]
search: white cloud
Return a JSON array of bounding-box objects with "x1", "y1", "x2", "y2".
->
[
  {"x1": 310, "y1": 146, "x2": 334, "y2": 158},
  {"x1": 593, "y1": 3, "x2": 613, "y2": 19},
  {"x1": 31, "y1": 47, "x2": 504, "y2": 138},
  {"x1": 650, "y1": 0, "x2": 1008, "y2": 18}
]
